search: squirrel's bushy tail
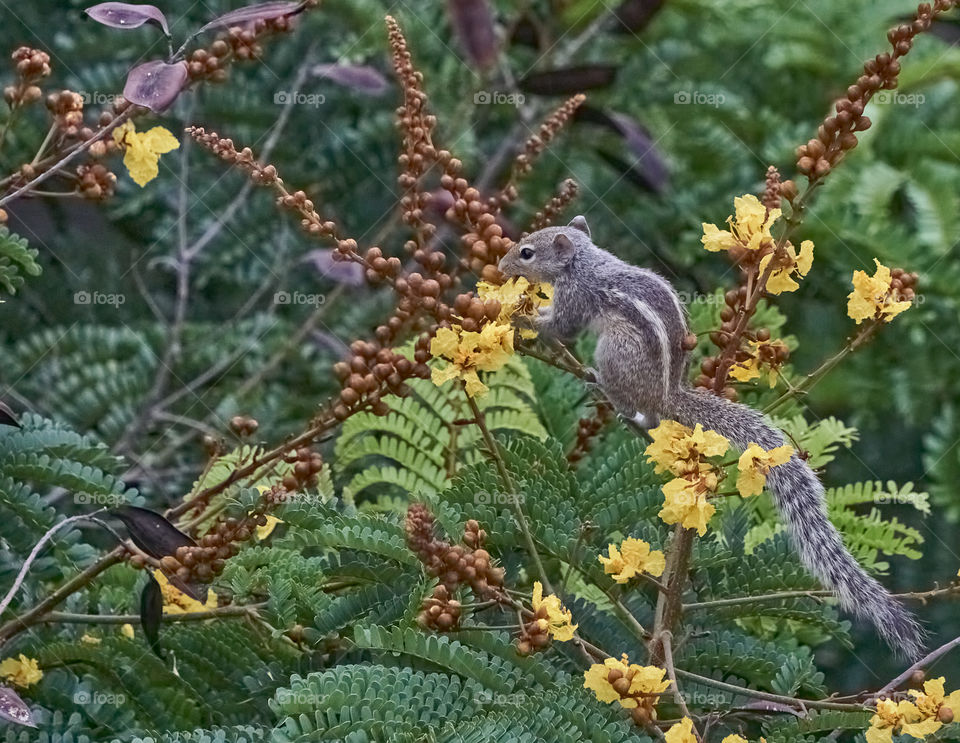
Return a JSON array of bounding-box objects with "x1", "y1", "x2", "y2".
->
[{"x1": 670, "y1": 387, "x2": 924, "y2": 659}]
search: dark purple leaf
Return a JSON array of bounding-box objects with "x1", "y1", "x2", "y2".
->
[
  {"x1": 311, "y1": 64, "x2": 389, "y2": 95},
  {"x1": 447, "y1": 0, "x2": 498, "y2": 69},
  {"x1": 0, "y1": 401, "x2": 19, "y2": 428},
  {"x1": 123, "y1": 60, "x2": 188, "y2": 112},
  {"x1": 613, "y1": 0, "x2": 664, "y2": 33},
  {"x1": 519, "y1": 64, "x2": 618, "y2": 95},
  {"x1": 200, "y1": 1, "x2": 303, "y2": 31},
  {"x1": 0, "y1": 686, "x2": 35, "y2": 728},
  {"x1": 302, "y1": 249, "x2": 366, "y2": 286},
  {"x1": 85, "y1": 2, "x2": 170, "y2": 35},
  {"x1": 140, "y1": 573, "x2": 164, "y2": 658},
  {"x1": 576, "y1": 106, "x2": 669, "y2": 193}
]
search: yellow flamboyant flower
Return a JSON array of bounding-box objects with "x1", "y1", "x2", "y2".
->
[
  {"x1": 759, "y1": 239, "x2": 814, "y2": 294},
  {"x1": 583, "y1": 653, "x2": 671, "y2": 709},
  {"x1": 121, "y1": 623, "x2": 135, "y2": 639},
  {"x1": 659, "y1": 474, "x2": 717, "y2": 536},
  {"x1": 256, "y1": 514, "x2": 283, "y2": 540},
  {"x1": 865, "y1": 695, "x2": 947, "y2": 743},
  {"x1": 645, "y1": 420, "x2": 729, "y2": 477},
  {"x1": 153, "y1": 570, "x2": 218, "y2": 614},
  {"x1": 664, "y1": 717, "x2": 698, "y2": 743},
  {"x1": 701, "y1": 194, "x2": 780, "y2": 253},
  {"x1": 0, "y1": 653, "x2": 43, "y2": 688},
  {"x1": 598, "y1": 537, "x2": 666, "y2": 583},
  {"x1": 81, "y1": 633, "x2": 102, "y2": 645},
  {"x1": 477, "y1": 277, "x2": 553, "y2": 339},
  {"x1": 430, "y1": 321, "x2": 514, "y2": 397},
  {"x1": 729, "y1": 338, "x2": 789, "y2": 388},
  {"x1": 847, "y1": 259, "x2": 913, "y2": 325},
  {"x1": 736, "y1": 443, "x2": 794, "y2": 497},
  {"x1": 721, "y1": 736, "x2": 749, "y2": 743},
  {"x1": 112, "y1": 121, "x2": 180, "y2": 187},
  {"x1": 531, "y1": 581, "x2": 577, "y2": 641}
]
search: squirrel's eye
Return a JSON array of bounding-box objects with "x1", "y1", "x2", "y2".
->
[{"x1": 519, "y1": 247, "x2": 535, "y2": 261}]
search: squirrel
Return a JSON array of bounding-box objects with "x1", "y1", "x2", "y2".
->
[{"x1": 497, "y1": 215, "x2": 924, "y2": 659}]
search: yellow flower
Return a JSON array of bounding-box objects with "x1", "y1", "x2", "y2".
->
[
  {"x1": 112, "y1": 121, "x2": 179, "y2": 187},
  {"x1": 865, "y1": 697, "x2": 941, "y2": 743},
  {"x1": 477, "y1": 277, "x2": 553, "y2": 339},
  {"x1": 736, "y1": 443, "x2": 794, "y2": 497},
  {"x1": 645, "y1": 420, "x2": 729, "y2": 477},
  {"x1": 531, "y1": 581, "x2": 577, "y2": 642},
  {"x1": 664, "y1": 717, "x2": 697, "y2": 743},
  {"x1": 659, "y1": 475, "x2": 717, "y2": 536},
  {"x1": 729, "y1": 338, "x2": 789, "y2": 388},
  {"x1": 153, "y1": 570, "x2": 217, "y2": 614},
  {"x1": 847, "y1": 259, "x2": 913, "y2": 325},
  {"x1": 430, "y1": 321, "x2": 514, "y2": 397},
  {"x1": 722, "y1": 736, "x2": 749, "y2": 743},
  {"x1": 583, "y1": 654, "x2": 671, "y2": 709},
  {"x1": 256, "y1": 514, "x2": 283, "y2": 540},
  {"x1": 759, "y1": 239, "x2": 814, "y2": 294},
  {"x1": 0, "y1": 654, "x2": 43, "y2": 688},
  {"x1": 81, "y1": 633, "x2": 102, "y2": 645},
  {"x1": 598, "y1": 537, "x2": 666, "y2": 583},
  {"x1": 121, "y1": 623, "x2": 135, "y2": 639},
  {"x1": 701, "y1": 194, "x2": 780, "y2": 253}
]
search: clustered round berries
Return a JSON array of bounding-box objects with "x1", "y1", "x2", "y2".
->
[
  {"x1": 417, "y1": 584, "x2": 463, "y2": 632},
  {"x1": 46, "y1": 90, "x2": 88, "y2": 139},
  {"x1": 4, "y1": 47, "x2": 50, "y2": 107},
  {"x1": 889, "y1": 267, "x2": 919, "y2": 305},
  {"x1": 186, "y1": 44, "x2": 229, "y2": 83},
  {"x1": 510, "y1": 94, "x2": 586, "y2": 181},
  {"x1": 76, "y1": 163, "x2": 116, "y2": 200},
  {"x1": 229, "y1": 415, "x2": 259, "y2": 437},
  {"x1": 280, "y1": 446, "x2": 324, "y2": 492},
  {"x1": 567, "y1": 402, "x2": 614, "y2": 464},
  {"x1": 529, "y1": 178, "x2": 580, "y2": 232},
  {"x1": 798, "y1": 1, "x2": 955, "y2": 182},
  {"x1": 332, "y1": 340, "x2": 429, "y2": 420},
  {"x1": 515, "y1": 607, "x2": 551, "y2": 656},
  {"x1": 405, "y1": 504, "x2": 506, "y2": 601},
  {"x1": 451, "y1": 291, "x2": 501, "y2": 332}
]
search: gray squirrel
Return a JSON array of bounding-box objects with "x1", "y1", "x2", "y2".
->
[{"x1": 497, "y1": 215, "x2": 924, "y2": 659}]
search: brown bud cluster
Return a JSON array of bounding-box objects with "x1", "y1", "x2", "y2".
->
[
  {"x1": 416, "y1": 584, "x2": 462, "y2": 632},
  {"x1": 798, "y1": 1, "x2": 956, "y2": 182},
  {"x1": 890, "y1": 267, "x2": 920, "y2": 305},
  {"x1": 762, "y1": 165, "x2": 782, "y2": 213},
  {"x1": 47, "y1": 90, "x2": 88, "y2": 139},
  {"x1": 186, "y1": 127, "x2": 281, "y2": 187},
  {"x1": 694, "y1": 288, "x2": 753, "y2": 400},
  {"x1": 229, "y1": 415, "x2": 259, "y2": 437},
  {"x1": 186, "y1": 46, "x2": 228, "y2": 83},
  {"x1": 279, "y1": 446, "x2": 324, "y2": 492},
  {"x1": 332, "y1": 339, "x2": 429, "y2": 420},
  {"x1": 529, "y1": 178, "x2": 580, "y2": 232},
  {"x1": 512, "y1": 94, "x2": 586, "y2": 178},
  {"x1": 451, "y1": 291, "x2": 501, "y2": 333},
  {"x1": 76, "y1": 163, "x2": 116, "y2": 200},
  {"x1": 515, "y1": 608, "x2": 551, "y2": 655},
  {"x1": 405, "y1": 504, "x2": 506, "y2": 600},
  {"x1": 3, "y1": 47, "x2": 50, "y2": 106},
  {"x1": 567, "y1": 402, "x2": 614, "y2": 464}
]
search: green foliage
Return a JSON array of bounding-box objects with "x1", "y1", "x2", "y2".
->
[{"x1": 0, "y1": 227, "x2": 39, "y2": 296}]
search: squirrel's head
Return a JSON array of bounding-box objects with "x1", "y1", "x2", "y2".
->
[{"x1": 498, "y1": 216, "x2": 592, "y2": 283}]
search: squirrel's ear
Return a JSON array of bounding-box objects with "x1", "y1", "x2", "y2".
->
[
  {"x1": 553, "y1": 233, "x2": 576, "y2": 260},
  {"x1": 568, "y1": 215, "x2": 590, "y2": 237}
]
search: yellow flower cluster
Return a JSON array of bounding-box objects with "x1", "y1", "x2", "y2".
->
[
  {"x1": 598, "y1": 537, "x2": 665, "y2": 584},
  {"x1": 847, "y1": 259, "x2": 913, "y2": 325},
  {"x1": 0, "y1": 653, "x2": 43, "y2": 688},
  {"x1": 531, "y1": 581, "x2": 577, "y2": 641},
  {"x1": 867, "y1": 677, "x2": 960, "y2": 743},
  {"x1": 477, "y1": 277, "x2": 553, "y2": 339},
  {"x1": 701, "y1": 193, "x2": 813, "y2": 295},
  {"x1": 645, "y1": 420, "x2": 729, "y2": 535},
  {"x1": 736, "y1": 442, "x2": 794, "y2": 497},
  {"x1": 431, "y1": 277, "x2": 552, "y2": 397},
  {"x1": 153, "y1": 570, "x2": 218, "y2": 614},
  {"x1": 112, "y1": 121, "x2": 179, "y2": 187},
  {"x1": 729, "y1": 338, "x2": 789, "y2": 388},
  {"x1": 583, "y1": 653, "x2": 671, "y2": 711}
]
